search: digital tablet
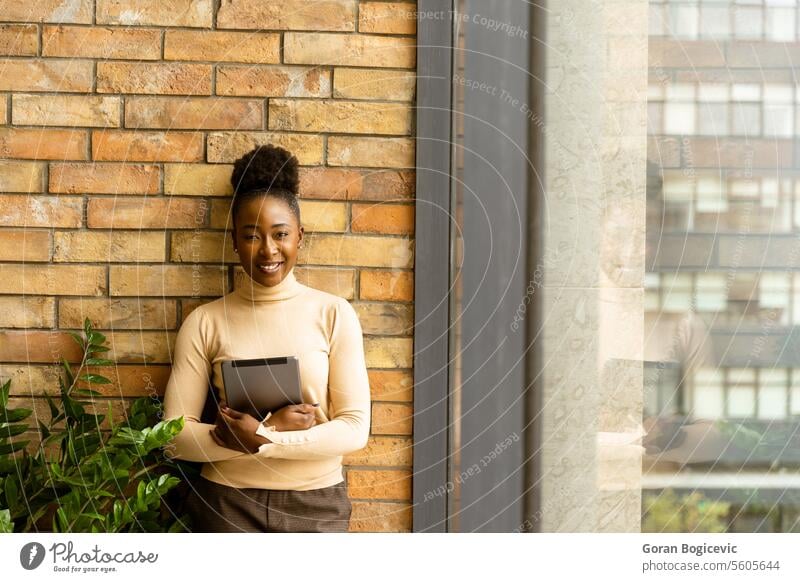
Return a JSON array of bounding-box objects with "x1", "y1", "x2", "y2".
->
[{"x1": 221, "y1": 356, "x2": 304, "y2": 421}]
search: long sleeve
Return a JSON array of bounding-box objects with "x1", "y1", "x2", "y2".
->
[
  {"x1": 162, "y1": 308, "x2": 247, "y2": 463},
  {"x1": 254, "y1": 298, "x2": 371, "y2": 461}
]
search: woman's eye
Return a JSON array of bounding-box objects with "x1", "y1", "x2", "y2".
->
[
  {"x1": 276, "y1": 232, "x2": 288, "y2": 239},
  {"x1": 245, "y1": 235, "x2": 258, "y2": 240}
]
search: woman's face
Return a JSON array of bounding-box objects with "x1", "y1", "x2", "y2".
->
[{"x1": 233, "y1": 195, "x2": 304, "y2": 287}]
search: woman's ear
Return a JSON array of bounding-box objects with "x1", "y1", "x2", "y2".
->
[{"x1": 298, "y1": 225, "x2": 305, "y2": 248}]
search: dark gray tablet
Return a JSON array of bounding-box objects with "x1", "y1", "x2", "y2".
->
[{"x1": 221, "y1": 356, "x2": 303, "y2": 421}]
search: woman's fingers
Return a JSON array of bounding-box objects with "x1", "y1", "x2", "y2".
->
[{"x1": 221, "y1": 406, "x2": 244, "y2": 418}]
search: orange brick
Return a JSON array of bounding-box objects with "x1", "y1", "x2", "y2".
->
[
  {"x1": 352, "y1": 203, "x2": 414, "y2": 234},
  {"x1": 97, "y1": 62, "x2": 212, "y2": 95},
  {"x1": 0, "y1": 24, "x2": 38, "y2": 56},
  {"x1": 0, "y1": 59, "x2": 93, "y2": 92},
  {"x1": 12, "y1": 94, "x2": 120, "y2": 127},
  {"x1": 285, "y1": 33, "x2": 415, "y2": 68},
  {"x1": 0, "y1": 195, "x2": 82, "y2": 228},
  {"x1": 53, "y1": 231, "x2": 166, "y2": 262},
  {"x1": 299, "y1": 200, "x2": 348, "y2": 232},
  {"x1": 217, "y1": 65, "x2": 331, "y2": 97},
  {"x1": 0, "y1": 264, "x2": 105, "y2": 295},
  {"x1": 18, "y1": 331, "x2": 171, "y2": 365},
  {"x1": 58, "y1": 298, "x2": 178, "y2": 330},
  {"x1": 299, "y1": 167, "x2": 362, "y2": 200},
  {"x1": 125, "y1": 97, "x2": 262, "y2": 130},
  {"x1": 164, "y1": 30, "x2": 280, "y2": 63},
  {"x1": 368, "y1": 370, "x2": 413, "y2": 402},
  {"x1": 218, "y1": 0, "x2": 356, "y2": 31},
  {"x1": 371, "y1": 402, "x2": 413, "y2": 435},
  {"x1": 0, "y1": 0, "x2": 92, "y2": 23},
  {"x1": 359, "y1": 2, "x2": 416, "y2": 35},
  {"x1": 88, "y1": 197, "x2": 207, "y2": 229},
  {"x1": 96, "y1": 0, "x2": 212, "y2": 27},
  {"x1": 0, "y1": 331, "x2": 83, "y2": 363},
  {"x1": 359, "y1": 270, "x2": 413, "y2": 302},
  {"x1": 365, "y1": 337, "x2": 413, "y2": 368},
  {"x1": 349, "y1": 501, "x2": 411, "y2": 532},
  {"x1": 333, "y1": 68, "x2": 416, "y2": 101},
  {"x1": 0, "y1": 229, "x2": 52, "y2": 262},
  {"x1": 0, "y1": 96, "x2": 6, "y2": 124},
  {"x1": 269, "y1": 99, "x2": 412, "y2": 135},
  {"x1": 42, "y1": 25, "x2": 161, "y2": 59},
  {"x1": 300, "y1": 234, "x2": 413, "y2": 268},
  {"x1": 45, "y1": 365, "x2": 172, "y2": 397},
  {"x1": 361, "y1": 170, "x2": 415, "y2": 201},
  {"x1": 0, "y1": 160, "x2": 44, "y2": 192},
  {"x1": 109, "y1": 265, "x2": 227, "y2": 297},
  {"x1": 328, "y1": 136, "x2": 415, "y2": 168},
  {"x1": 347, "y1": 469, "x2": 411, "y2": 500},
  {"x1": 49, "y1": 163, "x2": 160, "y2": 195},
  {"x1": 169, "y1": 231, "x2": 237, "y2": 263},
  {"x1": 0, "y1": 128, "x2": 88, "y2": 160},
  {"x1": 164, "y1": 164, "x2": 233, "y2": 196},
  {"x1": 295, "y1": 267, "x2": 355, "y2": 299},
  {"x1": 206, "y1": 132, "x2": 324, "y2": 164},
  {"x1": 92, "y1": 130, "x2": 204, "y2": 162},
  {"x1": 354, "y1": 302, "x2": 413, "y2": 336},
  {"x1": 0, "y1": 297, "x2": 55, "y2": 328},
  {"x1": 344, "y1": 436, "x2": 412, "y2": 467}
]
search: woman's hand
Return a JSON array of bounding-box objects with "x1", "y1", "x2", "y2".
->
[
  {"x1": 266, "y1": 403, "x2": 318, "y2": 431},
  {"x1": 210, "y1": 406, "x2": 266, "y2": 454}
]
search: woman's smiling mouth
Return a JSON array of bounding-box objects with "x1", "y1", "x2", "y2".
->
[{"x1": 257, "y1": 261, "x2": 283, "y2": 274}]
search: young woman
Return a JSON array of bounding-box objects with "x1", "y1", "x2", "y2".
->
[{"x1": 162, "y1": 144, "x2": 370, "y2": 532}]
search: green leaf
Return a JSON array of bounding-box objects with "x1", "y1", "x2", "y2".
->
[
  {"x1": 86, "y1": 345, "x2": 111, "y2": 354},
  {"x1": 43, "y1": 393, "x2": 59, "y2": 419},
  {"x1": 60, "y1": 356, "x2": 75, "y2": 387},
  {"x1": 0, "y1": 424, "x2": 27, "y2": 438},
  {"x1": 55, "y1": 507, "x2": 69, "y2": 533},
  {"x1": 4, "y1": 476, "x2": 18, "y2": 512},
  {"x1": 0, "y1": 440, "x2": 29, "y2": 455},
  {"x1": 87, "y1": 331, "x2": 107, "y2": 346},
  {"x1": 67, "y1": 331, "x2": 85, "y2": 351},
  {"x1": 37, "y1": 421, "x2": 50, "y2": 440},
  {"x1": 73, "y1": 388, "x2": 103, "y2": 398},
  {"x1": 77, "y1": 374, "x2": 111, "y2": 385},
  {"x1": 0, "y1": 409, "x2": 31, "y2": 424},
  {"x1": 85, "y1": 358, "x2": 114, "y2": 366},
  {"x1": 0, "y1": 509, "x2": 13, "y2": 533},
  {"x1": 0, "y1": 379, "x2": 10, "y2": 409}
]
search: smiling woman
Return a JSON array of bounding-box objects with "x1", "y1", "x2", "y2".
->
[
  {"x1": 230, "y1": 145, "x2": 304, "y2": 287},
  {"x1": 161, "y1": 144, "x2": 371, "y2": 533}
]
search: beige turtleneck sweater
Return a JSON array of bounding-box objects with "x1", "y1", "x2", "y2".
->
[{"x1": 162, "y1": 268, "x2": 371, "y2": 490}]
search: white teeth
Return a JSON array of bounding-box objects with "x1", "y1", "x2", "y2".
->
[{"x1": 258, "y1": 262, "x2": 282, "y2": 273}]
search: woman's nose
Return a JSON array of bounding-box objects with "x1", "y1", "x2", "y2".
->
[{"x1": 259, "y1": 239, "x2": 278, "y2": 256}]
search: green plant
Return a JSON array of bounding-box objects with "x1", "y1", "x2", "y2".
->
[
  {"x1": 642, "y1": 488, "x2": 730, "y2": 533},
  {"x1": 0, "y1": 318, "x2": 192, "y2": 532}
]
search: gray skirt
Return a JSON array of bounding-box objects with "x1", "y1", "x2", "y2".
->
[{"x1": 185, "y1": 476, "x2": 352, "y2": 533}]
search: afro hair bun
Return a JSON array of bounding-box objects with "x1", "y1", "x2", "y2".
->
[{"x1": 231, "y1": 144, "x2": 299, "y2": 196}]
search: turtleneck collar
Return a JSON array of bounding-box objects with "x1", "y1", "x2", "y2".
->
[{"x1": 234, "y1": 267, "x2": 305, "y2": 302}]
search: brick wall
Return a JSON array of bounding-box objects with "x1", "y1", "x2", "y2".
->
[{"x1": 0, "y1": 0, "x2": 417, "y2": 532}]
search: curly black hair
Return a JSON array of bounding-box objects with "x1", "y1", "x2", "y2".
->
[{"x1": 230, "y1": 144, "x2": 301, "y2": 230}]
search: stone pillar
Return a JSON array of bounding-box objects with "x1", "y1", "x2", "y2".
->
[{"x1": 538, "y1": 0, "x2": 648, "y2": 532}]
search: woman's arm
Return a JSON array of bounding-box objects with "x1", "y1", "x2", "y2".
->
[
  {"x1": 254, "y1": 298, "x2": 371, "y2": 461},
  {"x1": 162, "y1": 308, "x2": 248, "y2": 463}
]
